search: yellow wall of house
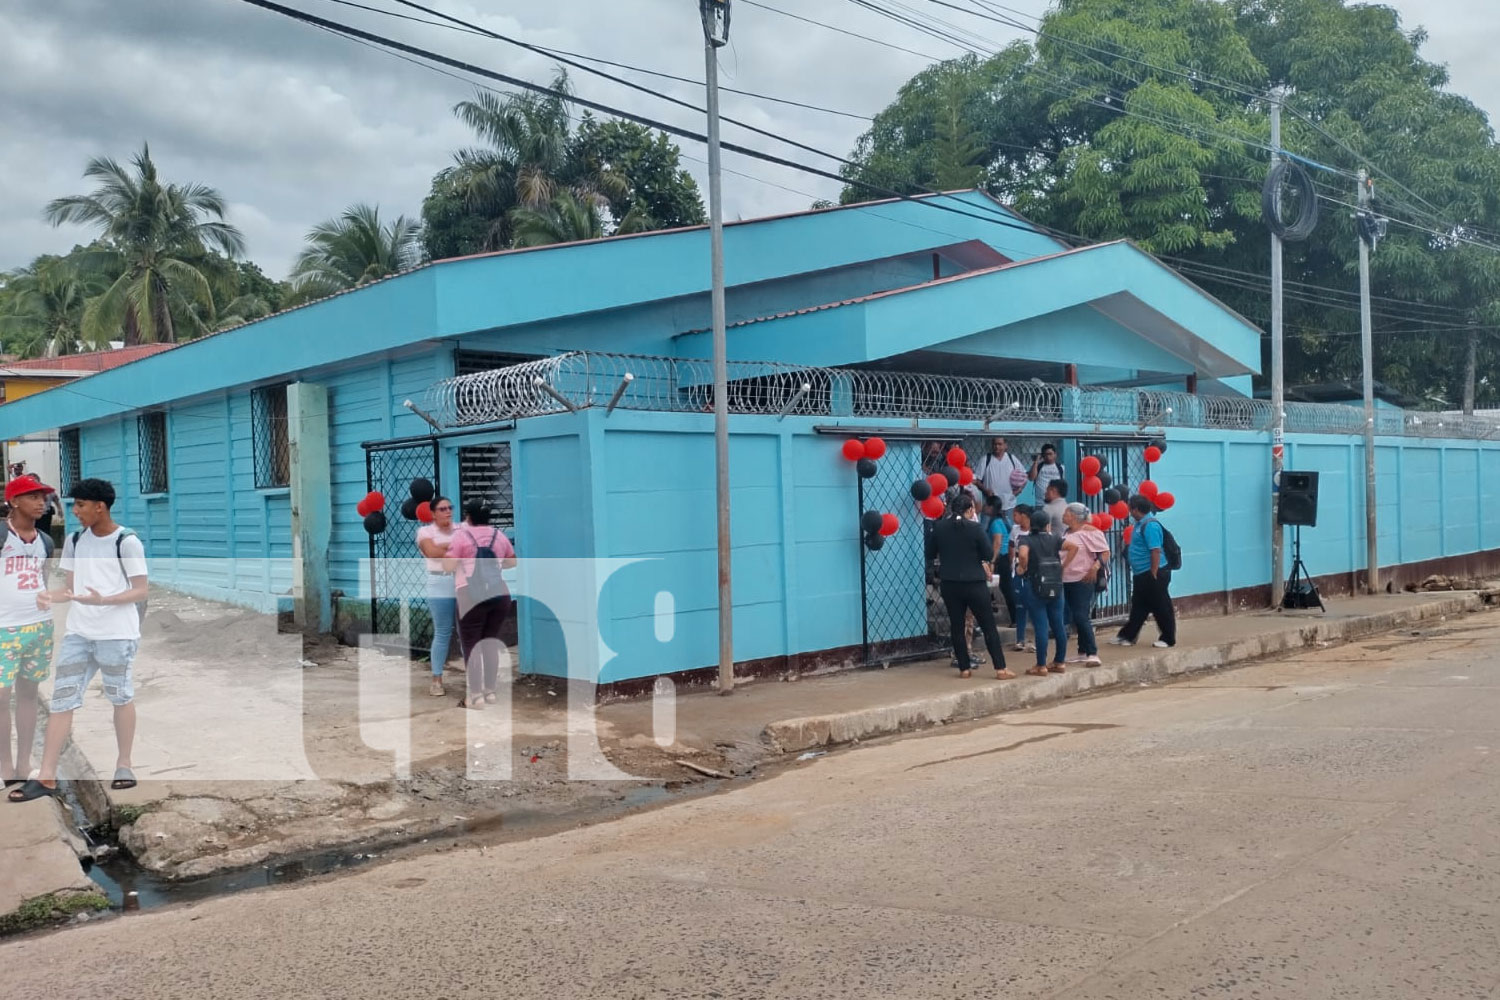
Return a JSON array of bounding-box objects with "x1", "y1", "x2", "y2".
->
[{"x1": 2, "y1": 377, "x2": 66, "y2": 403}]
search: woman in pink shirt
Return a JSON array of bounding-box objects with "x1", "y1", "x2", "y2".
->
[
  {"x1": 415, "y1": 497, "x2": 457, "y2": 697},
  {"x1": 443, "y1": 498, "x2": 516, "y2": 709},
  {"x1": 1061, "y1": 503, "x2": 1110, "y2": 666}
]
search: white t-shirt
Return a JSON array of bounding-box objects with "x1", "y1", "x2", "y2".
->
[
  {"x1": 1033, "y1": 462, "x2": 1063, "y2": 505},
  {"x1": 60, "y1": 527, "x2": 147, "y2": 640},
  {"x1": 976, "y1": 453, "x2": 1026, "y2": 509},
  {"x1": 0, "y1": 526, "x2": 51, "y2": 628}
]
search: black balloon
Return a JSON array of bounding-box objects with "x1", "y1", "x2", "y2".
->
[
  {"x1": 1150, "y1": 437, "x2": 1168, "y2": 454},
  {"x1": 864, "y1": 532, "x2": 885, "y2": 551},
  {"x1": 400, "y1": 497, "x2": 419, "y2": 521},
  {"x1": 1097, "y1": 471, "x2": 1113, "y2": 490},
  {"x1": 857, "y1": 457, "x2": 879, "y2": 479},
  {"x1": 409, "y1": 477, "x2": 435, "y2": 502},
  {"x1": 943, "y1": 465, "x2": 961, "y2": 488},
  {"x1": 1102, "y1": 488, "x2": 1122, "y2": 506},
  {"x1": 363, "y1": 511, "x2": 387, "y2": 535},
  {"x1": 909, "y1": 478, "x2": 932, "y2": 502},
  {"x1": 860, "y1": 510, "x2": 883, "y2": 534}
]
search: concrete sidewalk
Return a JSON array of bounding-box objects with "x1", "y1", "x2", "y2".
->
[{"x1": 600, "y1": 591, "x2": 1494, "y2": 753}]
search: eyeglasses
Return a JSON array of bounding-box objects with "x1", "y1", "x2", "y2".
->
[{"x1": 434, "y1": 505, "x2": 452, "y2": 512}]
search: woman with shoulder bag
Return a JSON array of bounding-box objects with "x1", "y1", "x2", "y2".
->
[
  {"x1": 1060, "y1": 503, "x2": 1110, "y2": 667},
  {"x1": 924, "y1": 494, "x2": 1012, "y2": 680},
  {"x1": 443, "y1": 499, "x2": 517, "y2": 709},
  {"x1": 1015, "y1": 506, "x2": 1067, "y2": 675}
]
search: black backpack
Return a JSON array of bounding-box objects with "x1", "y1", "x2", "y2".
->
[
  {"x1": 0, "y1": 523, "x2": 54, "y2": 559},
  {"x1": 1025, "y1": 532, "x2": 1064, "y2": 601},
  {"x1": 68, "y1": 528, "x2": 148, "y2": 623},
  {"x1": 460, "y1": 527, "x2": 508, "y2": 605},
  {"x1": 1159, "y1": 523, "x2": 1183, "y2": 572}
]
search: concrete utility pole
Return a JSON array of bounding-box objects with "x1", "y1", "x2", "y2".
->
[
  {"x1": 700, "y1": 0, "x2": 734, "y2": 693},
  {"x1": 1357, "y1": 169, "x2": 1380, "y2": 595},
  {"x1": 1269, "y1": 92, "x2": 1286, "y2": 608}
]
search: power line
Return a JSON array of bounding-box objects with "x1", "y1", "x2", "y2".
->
[
  {"x1": 312, "y1": 0, "x2": 873, "y2": 121},
  {"x1": 740, "y1": 0, "x2": 947, "y2": 62}
]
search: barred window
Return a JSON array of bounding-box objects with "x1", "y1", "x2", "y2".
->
[
  {"x1": 60, "y1": 428, "x2": 81, "y2": 495},
  {"x1": 138, "y1": 412, "x2": 168, "y2": 494},
  {"x1": 252, "y1": 384, "x2": 291, "y2": 488}
]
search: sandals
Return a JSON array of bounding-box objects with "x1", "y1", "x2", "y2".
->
[
  {"x1": 2, "y1": 778, "x2": 22, "y2": 789},
  {"x1": 1026, "y1": 666, "x2": 1050, "y2": 677},
  {"x1": 1048, "y1": 663, "x2": 1066, "y2": 673},
  {"x1": 994, "y1": 669, "x2": 1016, "y2": 680},
  {"x1": 460, "y1": 693, "x2": 486, "y2": 710},
  {"x1": 7, "y1": 779, "x2": 57, "y2": 803},
  {"x1": 428, "y1": 678, "x2": 446, "y2": 697},
  {"x1": 483, "y1": 691, "x2": 498, "y2": 704},
  {"x1": 111, "y1": 767, "x2": 137, "y2": 791},
  {"x1": 958, "y1": 669, "x2": 973, "y2": 679}
]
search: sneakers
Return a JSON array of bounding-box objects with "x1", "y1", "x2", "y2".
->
[
  {"x1": 1108, "y1": 636, "x2": 1134, "y2": 646},
  {"x1": 1152, "y1": 640, "x2": 1173, "y2": 648},
  {"x1": 1085, "y1": 655, "x2": 1103, "y2": 666}
]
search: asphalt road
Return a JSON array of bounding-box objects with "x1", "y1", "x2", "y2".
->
[{"x1": 4, "y1": 613, "x2": 1500, "y2": 999}]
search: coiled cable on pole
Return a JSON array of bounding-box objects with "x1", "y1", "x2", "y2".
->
[{"x1": 1263, "y1": 158, "x2": 1320, "y2": 241}]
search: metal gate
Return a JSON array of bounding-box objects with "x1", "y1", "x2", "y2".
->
[
  {"x1": 856, "y1": 440, "x2": 947, "y2": 666},
  {"x1": 1075, "y1": 438, "x2": 1150, "y2": 622},
  {"x1": 364, "y1": 439, "x2": 441, "y2": 647}
]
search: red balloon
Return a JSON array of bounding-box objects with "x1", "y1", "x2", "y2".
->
[
  {"x1": 1110, "y1": 500, "x2": 1130, "y2": 520},
  {"x1": 1094, "y1": 513, "x2": 1114, "y2": 531},
  {"x1": 1144, "y1": 446, "x2": 1162, "y2": 464},
  {"x1": 879, "y1": 512, "x2": 900, "y2": 537},
  {"x1": 1154, "y1": 491, "x2": 1176, "y2": 511},
  {"x1": 416, "y1": 501, "x2": 434, "y2": 523},
  {"x1": 920, "y1": 496, "x2": 945, "y2": 520},
  {"x1": 1139, "y1": 479, "x2": 1159, "y2": 498},
  {"x1": 946, "y1": 447, "x2": 967, "y2": 469},
  {"x1": 842, "y1": 439, "x2": 865, "y2": 461},
  {"x1": 926, "y1": 472, "x2": 949, "y2": 495},
  {"x1": 958, "y1": 466, "x2": 974, "y2": 486},
  {"x1": 356, "y1": 497, "x2": 373, "y2": 517},
  {"x1": 1082, "y1": 475, "x2": 1103, "y2": 497},
  {"x1": 1080, "y1": 455, "x2": 1101, "y2": 477},
  {"x1": 863, "y1": 437, "x2": 887, "y2": 460},
  {"x1": 1123, "y1": 524, "x2": 1134, "y2": 546},
  {"x1": 366, "y1": 491, "x2": 385, "y2": 511}
]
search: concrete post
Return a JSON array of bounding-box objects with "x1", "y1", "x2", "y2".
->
[{"x1": 288, "y1": 382, "x2": 331, "y2": 631}]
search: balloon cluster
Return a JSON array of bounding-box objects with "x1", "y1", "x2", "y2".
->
[
  {"x1": 356, "y1": 491, "x2": 387, "y2": 535},
  {"x1": 399, "y1": 478, "x2": 436, "y2": 523},
  {"x1": 859, "y1": 510, "x2": 901, "y2": 551},
  {"x1": 907, "y1": 445, "x2": 975, "y2": 520},
  {"x1": 1077, "y1": 454, "x2": 1115, "y2": 498},
  {"x1": 841, "y1": 438, "x2": 901, "y2": 550}
]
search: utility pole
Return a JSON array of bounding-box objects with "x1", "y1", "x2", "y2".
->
[
  {"x1": 1269, "y1": 91, "x2": 1286, "y2": 608},
  {"x1": 1357, "y1": 169, "x2": 1380, "y2": 595},
  {"x1": 700, "y1": 0, "x2": 734, "y2": 693}
]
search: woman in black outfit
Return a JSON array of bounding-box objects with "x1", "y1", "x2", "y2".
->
[{"x1": 925, "y1": 494, "x2": 1012, "y2": 679}]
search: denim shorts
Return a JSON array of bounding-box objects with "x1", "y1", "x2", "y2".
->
[{"x1": 50, "y1": 634, "x2": 139, "y2": 712}]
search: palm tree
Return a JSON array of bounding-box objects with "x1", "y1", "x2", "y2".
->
[
  {"x1": 44, "y1": 144, "x2": 245, "y2": 346},
  {"x1": 444, "y1": 71, "x2": 629, "y2": 250},
  {"x1": 0, "y1": 256, "x2": 105, "y2": 357},
  {"x1": 510, "y1": 192, "x2": 653, "y2": 248},
  {"x1": 287, "y1": 203, "x2": 421, "y2": 304}
]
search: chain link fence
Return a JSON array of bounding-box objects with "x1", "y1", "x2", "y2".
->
[{"x1": 364, "y1": 440, "x2": 441, "y2": 650}]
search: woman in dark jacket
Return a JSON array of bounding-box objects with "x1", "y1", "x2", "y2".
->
[{"x1": 925, "y1": 494, "x2": 1011, "y2": 679}]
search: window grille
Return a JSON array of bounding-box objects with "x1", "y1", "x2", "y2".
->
[
  {"x1": 252, "y1": 384, "x2": 291, "y2": 488},
  {"x1": 138, "y1": 412, "x2": 168, "y2": 494},
  {"x1": 60, "y1": 429, "x2": 81, "y2": 495}
]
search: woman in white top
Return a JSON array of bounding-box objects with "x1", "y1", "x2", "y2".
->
[{"x1": 415, "y1": 497, "x2": 457, "y2": 697}]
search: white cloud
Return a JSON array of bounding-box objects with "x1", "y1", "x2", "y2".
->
[{"x1": 1, "y1": 0, "x2": 1494, "y2": 280}]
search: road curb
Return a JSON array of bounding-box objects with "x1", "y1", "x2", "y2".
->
[{"x1": 763, "y1": 594, "x2": 1483, "y2": 754}]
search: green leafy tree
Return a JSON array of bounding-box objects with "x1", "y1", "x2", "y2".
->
[
  {"x1": 510, "y1": 191, "x2": 653, "y2": 249},
  {"x1": 0, "y1": 255, "x2": 105, "y2": 357},
  {"x1": 288, "y1": 203, "x2": 421, "y2": 304},
  {"x1": 569, "y1": 115, "x2": 705, "y2": 229},
  {"x1": 44, "y1": 144, "x2": 245, "y2": 345},
  {"x1": 837, "y1": 0, "x2": 1500, "y2": 403}
]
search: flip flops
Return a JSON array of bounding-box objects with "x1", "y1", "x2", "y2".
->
[
  {"x1": 7, "y1": 779, "x2": 57, "y2": 803},
  {"x1": 111, "y1": 767, "x2": 137, "y2": 791}
]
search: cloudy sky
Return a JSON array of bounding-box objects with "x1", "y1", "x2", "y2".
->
[{"x1": 3, "y1": 0, "x2": 1497, "y2": 280}]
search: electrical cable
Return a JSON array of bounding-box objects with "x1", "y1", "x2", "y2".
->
[
  {"x1": 1262, "y1": 159, "x2": 1319, "y2": 241},
  {"x1": 739, "y1": 0, "x2": 947, "y2": 62}
]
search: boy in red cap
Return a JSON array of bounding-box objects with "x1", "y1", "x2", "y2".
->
[{"x1": 0, "y1": 475, "x2": 56, "y2": 788}]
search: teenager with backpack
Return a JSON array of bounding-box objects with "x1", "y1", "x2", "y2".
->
[
  {"x1": 0, "y1": 476, "x2": 57, "y2": 788},
  {"x1": 444, "y1": 499, "x2": 516, "y2": 710},
  {"x1": 1015, "y1": 506, "x2": 1067, "y2": 675},
  {"x1": 1111, "y1": 495, "x2": 1178, "y2": 649},
  {"x1": 10, "y1": 478, "x2": 148, "y2": 803}
]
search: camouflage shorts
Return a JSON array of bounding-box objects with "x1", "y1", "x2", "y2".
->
[{"x1": 0, "y1": 620, "x2": 54, "y2": 689}]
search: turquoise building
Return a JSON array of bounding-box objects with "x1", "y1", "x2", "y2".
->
[{"x1": 7, "y1": 191, "x2": 1498, "y2": 689}]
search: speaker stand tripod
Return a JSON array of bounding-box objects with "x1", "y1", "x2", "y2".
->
[{"x1": 1281, "y1": 526, "x2": 1325, "y2": 612}]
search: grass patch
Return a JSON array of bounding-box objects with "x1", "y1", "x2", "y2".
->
[
  {"x1": 113, "y1": 803, "x2": 152, "y2": 827},
  {"x1": 0, "y1": 891, "x2": 110, "y2": 936}
]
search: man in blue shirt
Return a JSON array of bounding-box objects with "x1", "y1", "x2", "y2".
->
[{"x1": 1110, "y1": 495, "x2": 1177, "y2": 648}]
